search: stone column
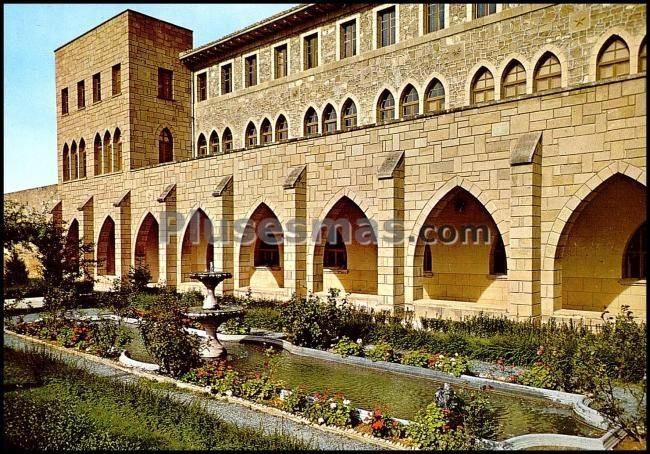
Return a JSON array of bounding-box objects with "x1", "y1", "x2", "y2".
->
[
  {"x1": 508, "y1": 133, "x2": 542, "y2": 320},
  {"x1": 157, "y1": 184, "x2": 177, "y2": 288},
  {"x1": 77, "y1": 196, "x2": 95, "y2": 279},
  {"x1": 113, "y1": 191, "x2": 131, "y2": 282},
  {"x1": 283, "y1": 165, "x2": 307, "y2": 297},
  {"x1": 213, "y1": 176, "x2": 234, "y2": 295},
  {"x1": 377, "y1": 152, "x2": 405, "y2": 312}
]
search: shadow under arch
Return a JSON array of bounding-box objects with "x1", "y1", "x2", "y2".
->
[
  {"x1": 180, "y1": 208, "x2": 214, "y2": 282},
  {"x1": 96, "y1": 216, "x2": 116, "y2": 276},
  {"x1": 133, "y1": 213, "x2": 159, "y2": 283}
]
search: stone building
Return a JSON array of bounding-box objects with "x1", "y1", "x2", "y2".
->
[{"x1": 6, "y1": 4, "x2": 647, "y2": 323}]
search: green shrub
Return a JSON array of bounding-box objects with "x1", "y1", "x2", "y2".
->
[
  {"x1": 139, "y1": 289, "x2": 201, "y2": 377},
  {"x1": 400, "y1": 350, "x2": 432, "y2": 368},
  {"x1": 430, "y1": 353, "x2": 471, "y2": 377},
  {"x1": 304, "y1": 393, "x2": 355, "y2": 428},
  {"x1": 331, "y1": 337, "x2": 364, "y2": 357},
  {"x1": 127, "y1": 264, "x2": 151, "y2": 292},
  {"x1": 518, "y1": 362, "x2": 559, "y2": 390},
  {"x1": 91, "y1": 320, "x2": 132, "y2": 357},
  {"x1": 456, "y1": 390, "x2": 500, "y2": 440},
  {"x1": 280, "y1": 387, "x2": 309, "y2": 414},
  {"x1": 220, "y1": 317, "x2": 251, "y2": 335},
  {"x1": 179, "y1": 289, "x2": 204, "y2": 307},
  {"x1": 365, "y1": 341, "x2": 394, "y2": 362},
  {"x1": 406, "y1": 403, "x2": 472, "y2": 449}
]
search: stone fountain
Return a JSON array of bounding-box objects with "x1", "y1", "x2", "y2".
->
[{"x1": 187, "y1": 264, "x2": 244, "y2": 358}]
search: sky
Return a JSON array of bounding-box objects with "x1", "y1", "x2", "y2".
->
[{"x1": 3, "y1": 3, "x2": 295, "y2": 194}]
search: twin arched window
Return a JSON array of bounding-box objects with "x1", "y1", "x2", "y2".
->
[
  {"x1": 304, "y1": 107, "x2": 319, "y2": 136},
  {"x1": 377, "y1": 90, "x2": 395, "y2": 123},
  {"x1": 400, "y1": 85, "x2": 419, "y2": 118},
  {"x1": 322, "y1": 104, "x2": 337, "y2": 133}
]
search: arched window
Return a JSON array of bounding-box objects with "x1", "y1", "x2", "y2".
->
[
  {"x1": 400, "y1": 84, "x2": 419, "y2": 118},
  {"x1": 304, "y1": 107, "x2": 319, "y2": 136},
  {"x1": 245, "y1": 122, "x2": 257, "y2": 147},
  {"x1": 79, "y1": 139, "x2": 86, "y2": 179},
  {"x1": 62, "y1": 144, "x2": 70, "y2": 181},
  {"x1": 70, "y1": 141, "x2": 78, "y2": 180},
  {"x1": 103, "y1": 131, "x2": 112, "y2": 174},
  {"x1": 341, "y1": 99, "x2": 357, "y2": 131},
  {"x1": 423, "y1": 244, "x2": 432, "y2": 273},
  {"x1": 534, "y1": 53, "x2": 561, "y2": 92},
  {"x1": 94, "y1": 134, "x2": 102, "y2": 176},
  {"x1": 254, "y1": 228, "x2": 281, "y2": 267},
  {"x1": 490, "y1": 234, "x2": 507, "y2": 275},
  {"x1": 159, "y1": 128, "x2": 173, "y2": 163},
  {"x1": 275, "y1": 115, "x2": 289, "y2": 141},
  {"x1": 222, "y1": 128, "x2": 233, "y2": 152},
  {"x1": 261, "y1": 118, "x2": 272, "y2": 144},
  {"x1": 640, "y1": 38, "x2": 647, "y2": 72},
  {"x1": 113, "y1": 129, "x2": 122, "y2": 172},
  {"x1": 324, "y1": 229, "x2": 347, "y2": 269},
  {"x1": 322, "y1": 104, "x2": 337, "y2": 133},
  {"x1": 425, "y1": 79, "x2": 445, "y2": 113},
  {"x1": 197, "y1": 133, "x2": 207, "y2": 156},
  {"x1": 209, "y1": 131, "x2": 219, "y2": 154},
  {"x1": 501, "y1": 60, "x2": 527, "y2": 99},
  {"x1": 597, "y1": 36, "x2": 630, "y2": 80},
  {"x1": 623, "y1": 222, "x2": 646, "y2": 279},
  {"x1": 471, "y1": 67, "x2": 495, "y2": 104},
  {"x1": 377, "y1": 89, "x2": 395, "y2": 123}
]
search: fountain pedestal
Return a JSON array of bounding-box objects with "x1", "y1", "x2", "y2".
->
[{"x1": 187, "y1": 271, "x2": 244, "y2": 358}]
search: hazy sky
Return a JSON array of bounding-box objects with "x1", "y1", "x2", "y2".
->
[{"x1": 3, "y1": 3, "x2": 295, "y2": 193}]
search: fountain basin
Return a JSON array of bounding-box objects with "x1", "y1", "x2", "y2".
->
[
  {"x1": 189, "y1": 271, "x2": 232, "y2": 310},
  {"x1": 185, "y1": 306, "x2": 244, "y2": 358}
]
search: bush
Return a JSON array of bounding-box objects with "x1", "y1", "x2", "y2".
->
[
  {"x1": 429, "y1": 353, "x2": 472, "y2": 377},
  {"x1": 304, "y1": 393, "x2": 355, "y2": 428},
  {"x1": 280, "y1": 386, "x2": 309, "y2": 414},
  {"x1": 91, "y1": 320, "x2": 132, "y2": 357},
  {"x1": 280, "y1": 290, "x2": 347, "y2": 349},
  {"x1": 127, "y1": 264, "x2": 152, "y2": 292},
  {"x1": 331, "y1": 337, "x2": 364, "y2": 357},
  {"x1": 363, "y1": 407, "x2": 404, "y2": 439},
  {"x1": 365, "y1": 341, "x2": 394, "y2": 362},
  {"x1": 4, "y1": 248, "x2": 29, "y2": 287},
  {"x1": 456, "y1": 390, "x2": 500, "y2": 440},
  {"x1": 220, "y1": 317, "x2": 251, "y2": 335},
  {"x1": 139, "y1": 289, "x2": 201, "y2": 377},
  {"x1": 400, "y1": 350, "x2": 432, "y2": 368},
  {"x1": 406, "y1": 403, "x2": 473, "y2": 449}
]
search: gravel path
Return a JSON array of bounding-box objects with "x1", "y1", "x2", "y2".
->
[{"x1": 4, "y1": 333, "x2": 384, "y2": 451}]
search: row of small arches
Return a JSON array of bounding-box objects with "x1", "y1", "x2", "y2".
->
[
  {"x1": 62, "y1": 129, "x2": 122, "y2": 181},
  {"x1": 194, "y1": 35, "x2": 646, "y2": 155}
]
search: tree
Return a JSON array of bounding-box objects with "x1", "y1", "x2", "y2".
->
[{"x1": 4, "y1": 248, "x2": 29, "y2": 287}]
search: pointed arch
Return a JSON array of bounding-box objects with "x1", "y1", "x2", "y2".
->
[
  {"x1": 245, "y1": 121, "x2": 258, "y2": 147},
  {"x1": 159, "y1": 127, "x2": 173, "y2": 163},
  {"x1": 64, "y1": 218, "x2": 80, "y2": 270},
  {"x1": 275, "y1": 114, "x2": 289, "y2": 141},
  {"x1": 465, "y1": 61, "x2": 499, "y2": 105},
  {"x1": 639, "y1": 36, "x2": 647, "y2": 72},
  {"x1": 303, "y1": 106, "x2": 319, "y2": 136},
  {"x1": 424, "y1": 77, "x2": 446, "y2": 112},
  {"x1": 134, "y1": 212, "x2": 160, "y2": 283},
  {"x1": 180, "y1": 208, "x2": 215, "y2": 282},
  {"x1": 96, "y1": 216, "x2": 116, "y2": 276},
  {"x1": 222, "y1": 127, "x2": 233, "y2": 152},
  {"x1": 79, "y1": 138, "x2": 86, "y2": 178},
  {"x1": 530, "y1": 45, "x2": 568, "y2": 89},
  {"x1": 62, "y1": 143, "x2": 70, "y2": 182},
  {"x1": 197, "y1": 133, "x2": 207, "y2": 156},
  {"x1": 102, "y1": 130, "x2": 112, "y2": 174},
  {"x1": 376, "y1": 88, "x2": 396, "y2": 123},
  {"x1": 93, "y1": 133, "x2": 102, "y2": 176},
  {"x1": 500, "y1": 59, "x2": 527, "y2": 99},
  {"x1": 340, "y1": 97, "x2": 359, "y2": 131},
  {"x1": 399, "y1": 83, "x2": 420, "y2": 118},
  {"x1": 209, "y1": 130, "x2": 220, "y2": 154},
  {"x1": 596, "y1": 35, "x2": 630, "y2": 80},
  {"x1": 260, "y1": 118, "x2": 273, "y2": 144},
  {"x1": 588, "y1": 28, "x2": 637, "y2": 81},
  {"x1": 70, "y1": 141, "x2": 78, "y2": 180},
  {"x1": 322, "y1": 103, "x2": 337, "y2": 133},
  {"x1": 470, "y1": 66, "x2": 495, "y2": 104},
  {"x1": 113, "y1": 128, "x2": 122, "y2": 172}
]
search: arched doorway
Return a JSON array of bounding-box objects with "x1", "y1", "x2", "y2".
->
[
  {"x1": 412, "y1": 187, "x2": 508, "y2": 308},
  {"x1": 313, "y1": 196, "x2": 378, "y2": 295},
  {"x1": 239, "y1": 203, "x2": 284, "y2": 289},
  {"x1": 180, "y1": 209, "x2": 214, "y2": 282},
  {"x1": 64, "y1": 219, "x2": 80, "y2": 271},
  {"x1": 134, "y1": 213, "x2": 159, "y2": 283},
  {"x1": 97, "y1": 217, "x2": 116, "y2": 276},
  {"x1": 555, "y1": 174, "x2": 646, "y2": 315}
]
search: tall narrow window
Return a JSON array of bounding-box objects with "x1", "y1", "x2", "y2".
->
[
  {"x1": 304, "y1": 108, "x2": 319, "y2": 136},
  {"x1": 324, "y1": 229, "x2": 347, "y2": 269},
  {"x1": 274, "y1": 45, "x2": 288, "y2": 79},
  {"x1": 400, "y1": 85, "x2": 419, "y2": 118},
  {"x1": 222, "y1": 128, "x2": 233, "y2": 152},
  {"x1": 261, "y1": 119, "x2": 272, "y2": 144},
  {"x1": 341, "y1": 99, "x2": 357, "y2": 131},
  {"x1": 322, "y1": 104, "x2": 337, "y2": 133},
  {"x1": 304, "y1": 33, "x2": 319, "y2": 70},
  {"x1": 473, "y1": 3, "x2": 497, "y2": 19},
  {"x1": 61, "y1": 88, "x2": 68, "y2": 115},
  {"x1": 377, "y1": 90, "x2": 395, "y2": 122},
  {"x1": 77, "y1": 80, "x2": 85, "y2": 108},
  {"x1": 209, "y1": 131, "x2": 219, "y2": 154},
  {"x1": 245, "y1": 55, "x2": 257, "y2": 87},
  {"x1": 113, "y1": 129, "x2": 121, "y2": 172},
  {"x1": 534, "y1": 53, "x2": 562, "y2": 92},
  {"x1": 377, "y1": 7, "x2": 396, "y2": 48},
  {"x1": 639, "y1": 39, "x2": 647, "y2": 72},
  {"x1": 103, "y1": 131, "x2": 112, "y2": 174},
  {"x1": 597, "y1": 37, "x2": 630, "y2": 80},
  {"x1": 246, "y1": 122, "x2": 257, "y2": 147},
  {"x1": 159, "y1": 128, "x2": 173, "y2": 163},
  {"x1": 94, "y1": 134, "x2": 102, "y2": 176},
  {"x1": 424, "y1": 4, "x2": 445, "y2": 33},
  {"x1": 71, "y1": 142, "x2": 78, "y2": 180},
  {"x1": 79, "y1": 139, "x2": 86, "y2": 178},
  {"x1": 112, "y1": 64, "x2": 121, "y2": 95},
  {"x1": 423, "y1": 244, "x2": 432, "y2": 273},
  {"x1": 471, "y1": 68, "x2": 495, "y2": 103},
  {"x1": 501, "y1": 60, "x2": 527, "y2": 99},
  {"x1": 425, "y1": 79, "x2": 445, "y2": 112},
  {"x1": 491, "y1": 235, "x2": 507, "y2": 275},
  {"x1": 158, "y1": 68, "x2": 173, "y2": 100},
  {"x1": 221, "y1": 64, "x2": 232, "y2": 94},
  {"x1": 197, "y1": 72, "x2": 207, "y2": 101},
  {"x1": 340, "y1": 20, "x2": 357, "y2": 59},
  {"x1": 275, "y1": 115, "x2": 289, "y2": 141},
  {"x1": 197, "y1": 133, "x2": 207, "y2": 156},
  {"x1": 62, "y1": 144, "x2": 70, "y2": 182},
  {"x1": 92, "y1": 73, "x2": 101, "y2": 103},
  {"x1": 623, "y1": 222, "x2": 646, "y2": 279}
]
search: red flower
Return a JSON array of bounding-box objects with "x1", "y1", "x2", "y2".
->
[{"x1": 372, "y1": 420, "x2": 384, "y2": 430}]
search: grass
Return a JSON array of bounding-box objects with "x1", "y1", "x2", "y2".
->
[{"x1": 2, "y1": 346, "x2": 313, "y2": 451}]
